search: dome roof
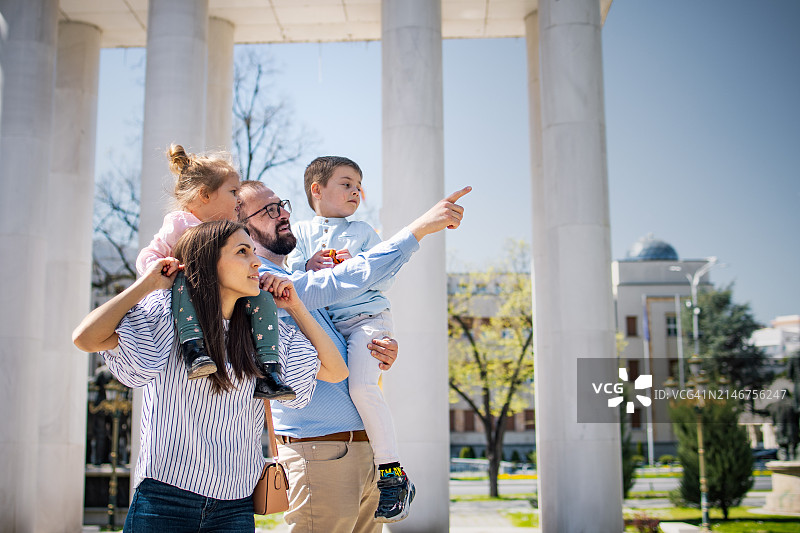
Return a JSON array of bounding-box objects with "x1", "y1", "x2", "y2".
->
[{"x1": 625, "y1": 234, "x2": 679, "y2": 261}]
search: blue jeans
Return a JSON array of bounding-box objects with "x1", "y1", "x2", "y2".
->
[{"x1": 124, "y1": 478, "x2": 255, "y2": 533}]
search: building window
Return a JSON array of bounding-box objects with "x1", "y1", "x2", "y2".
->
[
  {"x1": 450, "y1": 409, "x2": 456, "y2": 431},
  {"x1": 626, "y1": 316, "x2": 638, "y2": 337},
  {"x1": 505, "y1": 415, "x2": 516, "y2": 431},
  {"x1": 631, "y1": 409, "x2": 642, "y2": 429},
  {"x1": 666, "y1": 314, "x2": 678, "y2": 337},
  {"x1": 524, "y1": 409, "x2": 535, "y2": 430},
  {"x1": 463, "y1": 410, "x2": 475, "y2": 432}
]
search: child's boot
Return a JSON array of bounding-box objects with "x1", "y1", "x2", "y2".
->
[
  {"x1": 374, "y1": 464, "x2": 415, "y2": 523},
  {"x1": 182, "y1": 339, "x2": 217, "y2": 379},
  {"x1": 254, "y1": 362, "x2": 296, "y2": 401}
]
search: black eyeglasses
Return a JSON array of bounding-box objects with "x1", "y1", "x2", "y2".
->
[{"x1": 243, "y1": 199, "x2": 291, "y2": 221}]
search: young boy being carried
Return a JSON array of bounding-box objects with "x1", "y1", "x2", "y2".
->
[{"x1": 286, "y1": 156, "x2": 413, "y2": 523}]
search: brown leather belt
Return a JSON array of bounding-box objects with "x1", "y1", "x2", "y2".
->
[{"x1": 276, "y1": 430, "x2": 369, "y2": 444}]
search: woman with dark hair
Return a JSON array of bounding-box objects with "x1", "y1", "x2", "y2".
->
[{"x1": 73, "y1": 220, "x2": 347, "y2": 532}]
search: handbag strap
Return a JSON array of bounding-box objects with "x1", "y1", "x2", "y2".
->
[{"x1": 262, "y1": 399, "x2": 280, "y2": 462}]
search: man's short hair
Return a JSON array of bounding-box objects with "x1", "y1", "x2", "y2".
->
[{"x1": 238, "y1": 180, "x2": 268, "y2": 222}]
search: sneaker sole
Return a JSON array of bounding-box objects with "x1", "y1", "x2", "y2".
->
[
  {"x1": 253, "y1": 390, "x2": 297, "y2": 401},
  {"x1": 187, "y1": 362, "x2": 218, "y2": 380},
  {"x1": 374, "y1": 483, "x2": 415, "y2": 523}
]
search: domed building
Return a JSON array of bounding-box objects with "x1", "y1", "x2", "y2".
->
[
  {"x1": 612, "y1": 235, "x2": 716, "y2": 460},
  {"x1": 624, "y1": 233, "x2": 679, "y2": 262}
]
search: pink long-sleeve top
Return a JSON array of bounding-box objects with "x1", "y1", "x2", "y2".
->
[{"x1": 136, "y1": 211, "x2": 202, "y2": 276}]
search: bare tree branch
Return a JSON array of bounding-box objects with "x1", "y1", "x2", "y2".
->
[{"x1": 232, "y1": 48, "x2": 311, "y2": 182}]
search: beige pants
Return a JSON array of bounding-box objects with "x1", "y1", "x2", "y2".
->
[{"x1": 280, "y1": 440, "x2": 381, "y2": 533}]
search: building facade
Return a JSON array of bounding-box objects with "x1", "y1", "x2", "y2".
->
[{"x1": 612, "y1": 234, "x2": 715, "y2": 460}]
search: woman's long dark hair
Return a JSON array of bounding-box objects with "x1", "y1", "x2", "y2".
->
[{"x1": 173, "y1": 220, "x2": 261, "y2": 393}]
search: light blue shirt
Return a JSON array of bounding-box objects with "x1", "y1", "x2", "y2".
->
[
  {"x1": 287, "y1": 217, "x2": 392, "y2": 322},
  {"x1": 261, "y1": 227, "x2": 420, "y2": 438}
]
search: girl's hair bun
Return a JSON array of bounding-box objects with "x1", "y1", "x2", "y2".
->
[{"x1": 168, "y1": 143, "x2": 192, "y2": 176}]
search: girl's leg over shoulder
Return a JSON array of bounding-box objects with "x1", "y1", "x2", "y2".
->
[
  {"x1": 172, "y1": 271, "x2": 217, "y2": 379},
  {"x1": 248, "y1": 290, "x2": 296, "y2": 401}
]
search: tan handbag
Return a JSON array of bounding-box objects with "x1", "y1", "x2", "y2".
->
[{"x1": 253, "y1": 399, "x2": 289, "y2": 515}]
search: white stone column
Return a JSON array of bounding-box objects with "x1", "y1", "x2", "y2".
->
[
  {"x1": 0, "y1": 1, "x2": 59, "y2": 530},
  {"x1": 747, "y1": 424, "x2": 758, "y2": 448},
  {"x1": 529, "y1": 0, "x2": 623, "y2": 531},
  {"x1": 206, "y1": 17, "x2": 234, "y2": 151},
  {"x1": 132, "y1": 0, "x2": 208, "y2": 494},
  {"x1": 380, "y1": 1, "x2": 446, "y2": 531},
  {"x1": 763, "y1": 423, "x2": 777, "y2": 449},
  {"x1": 139, "y1": 0, "x2": 208, "y2": 243},
  {"x1": 36, "y1": 20, "x2": 102, "y2": 532}
]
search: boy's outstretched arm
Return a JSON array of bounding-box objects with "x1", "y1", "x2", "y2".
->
[{"x1": 406, "y1": 186, "x2": 471, "y2": 242}]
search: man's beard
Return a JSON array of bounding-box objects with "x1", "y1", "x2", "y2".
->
[{"x1": 250, "y1": 221, "x2": 296, "y2": 256}]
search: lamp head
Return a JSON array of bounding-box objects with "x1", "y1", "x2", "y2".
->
[
  {"x1": 105, "y1": 379, "x2": 127, "y2": 402},
  {"x1": 688, "y1": 354, "x2": 703, "y2": 376}
]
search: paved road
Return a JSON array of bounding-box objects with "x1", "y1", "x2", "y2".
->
[
  {"x1": 450, "y1": 475, "x2": 772, "y2": 497},
  {"x1": 450, "y1": 478, "x2": 536, "y2": 496},
  {"x1": 632, "y1": 475, "x2": 771, "y2": 493}
]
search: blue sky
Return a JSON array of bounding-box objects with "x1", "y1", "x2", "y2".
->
[{"x1": 94, "y1": 0, "x2": 799, "y2": 325}]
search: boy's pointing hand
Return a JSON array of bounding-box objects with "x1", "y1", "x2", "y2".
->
[{"x1": 408, "y1": 186, "x2": 472, "y2": 240}]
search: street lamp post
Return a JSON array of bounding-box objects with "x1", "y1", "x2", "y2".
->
[
  {"x1": 670, "y1": 257, "x2": 718, "y2": 360},
  {"x1": 689, "y1": 355, "x2": 711, "y2": 533},
  {"x1": 88, "y1": 378, "x2": 132, "y2": 530},
  {"x1": 665, "y1": 354, "x2": 711, "y2": 533}
]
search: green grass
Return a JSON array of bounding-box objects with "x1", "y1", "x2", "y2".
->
[
  {"x1": 623, "y1": 507, "x2": 791, "y2": 521},
  {"x1": 709, "y1": 521, "x2": 800, "y2": 532},
  {"x1": 506, "y1": 510, "x2": 540, "y2": 527},
  {"x1": 627, "y1": 490, "x2": 670, "y2": 499},
  {"x1": 254, "y1": 514, "x2": 285, "y2": 530},
  {"x1": 621, "y1": 507, "x2": 799, "y2": 533},
  {"x1": 504, "y1": 507, "x2": 797, "y2": 533}
]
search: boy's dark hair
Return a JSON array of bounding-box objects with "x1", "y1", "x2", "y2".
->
[
  {"x1": 303, "y1": 156, "x2": 363, "y2": 209},
  {"x1": 173, "y1": 220, "x2": 261, "y2": 394}
]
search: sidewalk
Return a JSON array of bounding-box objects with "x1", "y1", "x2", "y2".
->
[
  {"x1": 252, "y1": 499, "x2": 540, "y2": 532},
  {"x1": 446, "y1": 499, "x2": 539, "y2": 533}
]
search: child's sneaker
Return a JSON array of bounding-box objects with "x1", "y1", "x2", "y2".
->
[
  {"x1": 182, "y1": 339, "x2": 217, "y2": 379},
  {"x1": 374, "y1": 466, "x2": 415, "y2": 523},
  {"x1": 253, "y1": 362, "x2": 297, "y2": 401}
]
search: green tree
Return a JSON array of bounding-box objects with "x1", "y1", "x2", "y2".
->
[
  {"x1": 620, "y1": 388, "x2": 637, "y2": 498},
  {"x1": 448, "y1": 240, "x2": 534, "y2": 497},
  {"x1": 616, "y1": 333, "x2": 637, "y2": 498},
  {"x1": 669, "y1": 398, "x2": 754, "y2": 519},
  {"x1": 682, "y1": 285, "x2": 769, "y2": 391},
  {"x1": 458, "y1": 446, "x2": 476, "y2": 459}
]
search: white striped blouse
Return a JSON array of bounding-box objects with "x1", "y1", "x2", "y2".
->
[{"x1": 102, "y1": 289, "x2": 320, "y2": 500}]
